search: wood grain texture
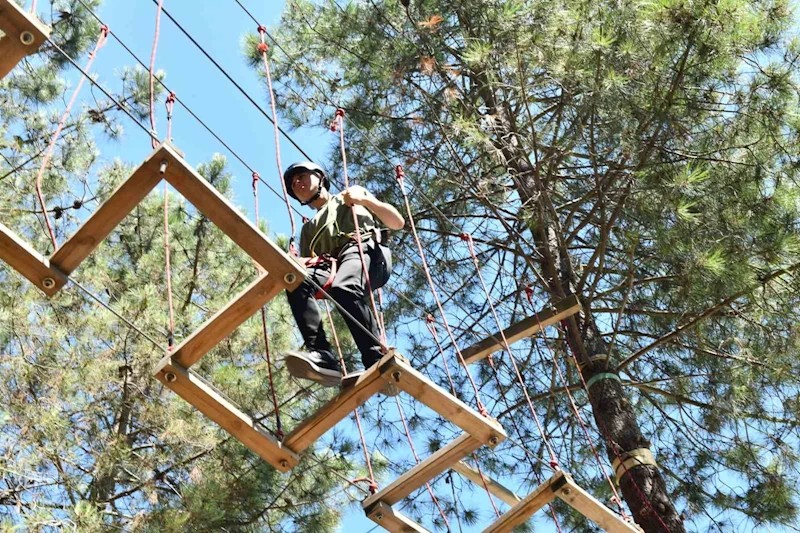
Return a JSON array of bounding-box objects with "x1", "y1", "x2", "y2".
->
[
  {"x1": 0, "y1": 0, "x2": 50, "y2": 79},
  {"x1": 0, "y1": 223, "x2": 66, "y2": 296}
]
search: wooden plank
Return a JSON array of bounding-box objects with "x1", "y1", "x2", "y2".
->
[
  {"x1": 0, "y1": 0, "x2": 50, "y2": 79},
  {"x1": 282, "y1": 351, "x2": 399, "y2": 453},
  {"x1": 557, "y1": 473, "x2": 641, "y2": 533},
  {"x1": 171, "y1": 273, "x2": 281, "y2": 368},
  {"x1": 365, "y1": 501, "x2": 432, "y2": 533},
  {"x1": 154, "y1": 356, "x2": 299, "y2": 472},
  {"x1": 452, "y1": 461, "x2": 521, "y2": 507},
  {"x1": 389, "y1": 357, "x2": 507, "y2": 447},
  {"x1": 482, "y1": 471, "x2": 564, "y2": 533},
  {"x1": 50, "y1": 144, "x2": 166, "y2": 276},
  {"x1": 462, "y1": 295, "x2": 582, "y2": 365},
  {"x1": 156, "y1": 143, "x2": 304, "y2": 290},
  {"x1": 363, "y1": 433, "x2": 481, "y2": 512},
  {"x1": 0, "y1": 222, "x2": 67, "y2": 296}
]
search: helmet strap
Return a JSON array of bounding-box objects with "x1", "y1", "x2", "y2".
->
[{"x1": 300, "y1": 189, "x2": 322, "y2": 206}]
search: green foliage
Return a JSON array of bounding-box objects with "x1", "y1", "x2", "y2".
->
[{"x1": 259, "y1": 0, "x2": 800, "y2": 529}]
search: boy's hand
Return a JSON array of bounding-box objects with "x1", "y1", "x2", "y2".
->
[{"x1": 342, "y1": 186, "x2": 372, "y2": 207}]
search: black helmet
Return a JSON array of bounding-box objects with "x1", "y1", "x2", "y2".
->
[{"x1": 283, "y1": 161, "x2": 329, "y2": 204}]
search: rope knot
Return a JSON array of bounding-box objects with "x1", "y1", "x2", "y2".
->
[
  {"x1": 550, "y1": 459, "x2": 559, "y2": 469},
  {"x1": 425, "y1": 314, "x2": 435, "y2": 324},
  {"x1": 257, "y1": 24, "x2": 267, "y2": 34},
  {"x1": 477, "y1": 401, "x2": 489, "y2": 417},
  {"x1": 275, "y1": 428, "x2": 285, "y2": 440},
  {"x1": 166, "y1": 91, "x2": 176, "y2": 104},
  {"x1": 486, "y1": 353, "x2": 495, "y2": 368},
  {"x1": 335, "y1": 108, "x2": 345, "y2": 118},
  {"x1": 524, "y1": 284, "x2": 534, "y2": 304},
  {"x1": 252, "y1": 171, "x2": 260, "y2": 187},
  {"x1": 100, "y1": 24, "x2": 109, "y2": 36},
  {"x1": 257, "y1": 42, "x2": 268, "y2": 53},
  {"x1": 368, "y1": 481, "x2": 379, "y2": 494},
  {"x1": 459, "y1": 232, "x2": 470, "y2": 242}
]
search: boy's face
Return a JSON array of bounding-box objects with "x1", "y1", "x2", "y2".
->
[{"x1": 291, "y1": 170, "x2": 320, "y2": 203}]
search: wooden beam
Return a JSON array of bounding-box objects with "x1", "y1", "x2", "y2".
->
[
  {"x1": 482, "y1": 470, "x2": 564, "y2": 533},
  {"x1": 50, "y1": 144, "x2": 166, "y2": 277},
  {"x1": 363, "y1": 433, "x2": 481, "y2": 512},
  {"x1": 282, "y1": 351, "x2": 399, "y2": 453},
  {"x1": 171, "y1": 273, "x2": 281, "y2": 368},
  {"x1": 156, "y1": 143, "x2": 304, "y2": 289},
  {"x1": 451, "y1": 461, "x2": 521, "y2": 507},
  {"x1": 461, "y1": 295, "x2": 582, "y2": 365},
  {"x1": 557, "y1": 473, "x2": 641, "y2": 533},
  {"x1": 154, "y1": 357, "x2": 298, "y2": 472},
  {"x1": 365, "y1": 501, "x2": 432, "y2": 533},
  {"x1": 389, "y1": 356, "x2": 507, "y2": 447},
  {"x1": 0, "y1": 222, "x2": 66, "y2": 296},
  {"x1": 0, "y1": 0, "x2": 50, "y2": 79}
]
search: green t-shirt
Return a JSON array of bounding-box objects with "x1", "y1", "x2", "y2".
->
[{"x1": 299, "y1": 192, "x2": 377, "y2": 257}]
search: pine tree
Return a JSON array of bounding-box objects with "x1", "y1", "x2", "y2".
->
[
  {"x1": 251, "y1": 0, "x2": 800, "y2": 531},
  {"x1": 1, "y1": 1, "x2": 361, "y2": 530}
]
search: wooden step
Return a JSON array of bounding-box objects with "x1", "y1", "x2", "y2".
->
[
  {"x1": 282, "y1": 351, "x2": 399, "y2": 453},
  {"x1": 156, "y1": 143, "x2": 303, "y2": 288},
  {"x1": 50, "y1": 145, "x2": 166, "y2": 278},
  {"x1": 555, "y1": 473, "x2": 641, "y2": 532},
  {"x1": 461, "y1": 295, "x2": 582, "y2": 365},
  {"x1": 481, "y1": 470, "x2": 564, "y2": 533},
  {"x1": 362, "y1": 433, "x2": 481, "y2": 513},
  {"x1": 154, "y1": 356, "x2": 299, "y2": 472},
  {"x1": 365, "y1": 501, "x2": 432, "y2": 533},
  {"x1": 171, "y1": 273, "x2": 282, "y2": 368},
  {"x1": 0, "y1": 222, "x2": 66, "y2": 296},
  {"x1": 451, "y1": 460, "x2": 521, "y2": 506},
  {"x1": 483, "y1": 470, "x2": 640, "y2": 533},
  {"x1": 387, "y1": 355, "x2": 507, "y2": 447},
  {"x1": 0, "y1": 0, "x2": 50, "y2": 79}
]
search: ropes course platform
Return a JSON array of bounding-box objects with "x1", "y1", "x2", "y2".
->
[
  {"x1": 452, "y1": 467, "x2": 640, "y2": 533},
  {"x1": 461, "y1": 294, "x2": 583, "y2": 365},
  {"x1": 0, "y1": 0, "x2": 49, "y2": 79}
]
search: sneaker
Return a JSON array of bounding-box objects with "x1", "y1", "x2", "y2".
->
[{"x1": 283, "y1": 350, "x2": 342, "y2": 387}]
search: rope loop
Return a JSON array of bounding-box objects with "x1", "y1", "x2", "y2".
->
[
  {"x1": 550, "y1": 459, "x2": 559, "y2": 469},
  {"x1": 257, "y1": 24, "x2": 267, "y2": 35},
  {"x1": 251, "y1": 171, "x2": 260, "y2": 189},
  {"x1": 477, "y1": 401, "x2": 489, "y2": 418},
  {"x1": 425, "y1": 313, "x2": 435, "y2": 324},
  {"x1": 257, "y1": 42, "x2": 268, "y2": 53},
  {"x1": 335, "y1": 108, "x2": 345, "y2": 118}
]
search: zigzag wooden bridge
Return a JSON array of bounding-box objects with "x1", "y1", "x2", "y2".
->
[{"x1": 2, "y1": 47, "x2": 635, "y2": 532}]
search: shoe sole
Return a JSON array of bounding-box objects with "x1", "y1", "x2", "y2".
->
[{"x1": 284, "y1": 352, "x2": 342, "y2": 387}]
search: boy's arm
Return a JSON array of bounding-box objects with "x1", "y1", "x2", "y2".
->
[{"x1": 342, "y1": 185, "x2": 405, "y2": 230}]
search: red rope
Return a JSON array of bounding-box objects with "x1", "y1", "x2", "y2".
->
[
  {"x1": 395, "y1": 396, "x2": 452, "y2": 529},
  {"x1": 333, "y1": 110, "x2": 386, "y2": 346},
  {"x1": 559, "y1": 319, "x2": 671, "y2": 532},
  {"x1": 461, "y1": 233, "x2": 558, "y2": 467},
  {"x1": 394, "y1": 165, "x2": 487, "y2": 415},
  {"x1": 523, "y1": 305, "x2": 628, "y2": 518},
  {"x1": 251, "y1": 172, "x2": 283, "y2": 437},
  {"x1": 163, "y1": 181, "x2": 175, "y2": 347},
  {"x1": 34, "y1": 25, "x2": 109, "y2": 250},
  {"x1": 426, "y1": 315, "x2": 501, "y2": 517},
  {"x1": 257, "y1": 25, "x2": 297, "y2": 255},
  {"x1": 149, "y1": 0, "x2": 165, "y2": 149},
  {"x1": 29, "y1": 0, "x2": 36, "y2": 14},
  {"x1": 324, "y1": 302, "x2": 378, "y2": 494}
]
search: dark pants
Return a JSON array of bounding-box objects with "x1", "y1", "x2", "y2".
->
[{"x1": 287, "y1": 239, "x2": 392, "y2": 369}]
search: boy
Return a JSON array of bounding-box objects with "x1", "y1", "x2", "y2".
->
[{"x1": 282, "y1": 161, "x2": 405, "y2": 387}]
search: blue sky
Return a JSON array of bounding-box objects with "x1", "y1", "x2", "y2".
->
[{"x1": 22, "y1": 0, "x2": 797, "y2": 531}]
